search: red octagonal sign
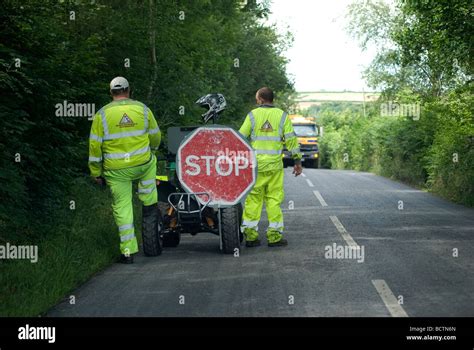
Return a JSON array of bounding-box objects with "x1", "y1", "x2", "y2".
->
[{"x1": 176, "y1": 126, "x2": 257, "y2": 207}]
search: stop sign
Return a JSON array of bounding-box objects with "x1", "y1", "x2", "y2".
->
[{"x1": 176, "y1": 126, "x2": 257, "y2": 207}]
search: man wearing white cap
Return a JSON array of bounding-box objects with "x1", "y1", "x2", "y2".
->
[{"x1": 88, "y1": 77, "x2": 162, "y2": 263}]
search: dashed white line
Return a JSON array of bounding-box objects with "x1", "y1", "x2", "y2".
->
[
  {"x1": 329, "y1": 215, "x2": 359, "y2": 248},
  {"x1": 313, "y1": 190, "x2": 328, "y2": 207},
  {"x1": 372, "y1": 280, "x2": 409, "y2": 317},
  {"x1": 306, "y1": 179, "x2": 314, "y2": 187}
]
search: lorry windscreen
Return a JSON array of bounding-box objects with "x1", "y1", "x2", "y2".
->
[{"x1": 293, "y1": 124, "x2": 318, "y2": 137}]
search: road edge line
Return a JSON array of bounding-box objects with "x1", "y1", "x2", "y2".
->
[
  {"x1": 372, "y1": 279, "x2": 409, "y2": 317},
  {"x1": 313, "y1": 190, "x2": 328, "y2": 207},
  {"x1": 329, "y1": 215, "x2": 358, "y2": 247}
]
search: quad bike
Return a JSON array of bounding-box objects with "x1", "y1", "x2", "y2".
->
[{"x1": 141, "y1": 94, "x2": 245, "y2": 255}]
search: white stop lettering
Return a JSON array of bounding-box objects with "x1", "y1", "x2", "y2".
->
[{"x1": 185, "y1": 155, "x2": 249, "y2": 176}]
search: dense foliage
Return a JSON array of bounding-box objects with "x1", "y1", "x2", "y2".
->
[
  {"x1": 0, "y1": 0, "x2": 294, "y2": 234},
  {"x1": 316, "y1": 0, "x2": 473, "y2": 206}
]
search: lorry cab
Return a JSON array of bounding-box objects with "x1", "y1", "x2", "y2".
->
[{"x1": 283, "y1": 115, "x2": 319, "y2": 168}]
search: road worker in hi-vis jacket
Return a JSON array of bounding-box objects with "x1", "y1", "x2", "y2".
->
[
  {"x1": 239, "y1": 87, "x2": 303, "y2": 248},
  {"x1": 88, "y1": 77, "x2": 161, "y2": 263}
]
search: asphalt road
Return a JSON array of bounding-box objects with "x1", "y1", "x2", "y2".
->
[{"x1": 48, "y1": 169, "x2": 474, "y2": 317}]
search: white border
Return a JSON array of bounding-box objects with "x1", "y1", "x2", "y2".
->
[{"x1": 176, "y1": 126, "x2": 257, "y2": 208}]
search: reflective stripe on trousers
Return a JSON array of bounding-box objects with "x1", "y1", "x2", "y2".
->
[
  {"x1": 241, "y1": 220, "x2": 259, "y2": 233},
  {"x1": 137, "y1": 187, "x2": 156, "y2": 194},
  {"x1": 120, "y1": 233, "x2": 135, "y2": 242},
  {"x1": 268, "y1": 221, "x2": 284, "y2": 233},
  {"x1": 241, "y1": 169, "x2": 285, "y2": 243},
  {"x1": 104, "y1": 155, "x2": 158, "y2": 254}
]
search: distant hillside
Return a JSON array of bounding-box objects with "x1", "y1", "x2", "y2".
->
[{"x1": 295, "y1": 91, "x2": 380, "y2": 110}]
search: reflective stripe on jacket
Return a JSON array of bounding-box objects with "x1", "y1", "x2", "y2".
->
[
  {"x1": 88, "y1": 99, "x2": 161, "y2": 177},
  {"x1": 239, "y1": 105, "x2": 302, "y2": 172}
]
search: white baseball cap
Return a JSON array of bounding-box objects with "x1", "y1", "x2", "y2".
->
[{"x1": 110, "y1": 76, "x2": 129, "y2": 91}]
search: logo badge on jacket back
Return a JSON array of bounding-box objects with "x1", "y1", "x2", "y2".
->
[
  {"x1": 260, "y1": 120, "x2": 274, "y2": 132},
  {"x1": 118, "y1": 113, "x2": 136, "y2": 128}
]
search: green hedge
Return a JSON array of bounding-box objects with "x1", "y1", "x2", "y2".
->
[{"x1": 318, "y1": 90, "x2": 474, "y2": 206}]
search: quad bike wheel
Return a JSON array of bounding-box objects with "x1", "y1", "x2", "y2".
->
[
  {"x1": 220, "y1": 205, "x2": 241, "y2": 254},
  {"x1": 142, "y1": 204, "x2": 163, "y2": 256}
]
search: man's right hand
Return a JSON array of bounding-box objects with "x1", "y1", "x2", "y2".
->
[
  {"x1": 94, "y1": 177, "x2": 105, "y2": 186},
  {"x1": 293, "y1": 163, "x2": 303, "y2": 177}
]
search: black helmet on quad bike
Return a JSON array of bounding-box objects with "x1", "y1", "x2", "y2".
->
[{"x1": 195, "y1": 93, "x2": 226, "y2": 124}]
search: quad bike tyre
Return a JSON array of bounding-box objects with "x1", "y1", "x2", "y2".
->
[
  {"x1": 221, "y1": 205, "x2": 241, "y2": 254},
  {"x1": 142, "y1": 204, "x2": 163, "y2": 256}
]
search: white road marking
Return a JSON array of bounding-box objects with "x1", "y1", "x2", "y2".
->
[
  {"x1": 306, "y1": 179, "x2": 314, "y2": 187},
  {"x1": 313, "y1": 190, "x2": 328, "y2": 207},
  {"x1": 329, "y1": 215, "x2": 359, "y2": 248},
  {"x1": 372, "y1": 280, "x2": 409, "y2": 317},
  {"x1": 301, "y1": 173, "x2": 306, "y2": 177}
]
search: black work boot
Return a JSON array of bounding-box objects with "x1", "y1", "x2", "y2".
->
[
  {"x1": 245, "y1": 239, "x2": 261, "y2": 247},
  {"x1": 118, "y1": 254, "x2": 134, "y2": 264},
  {"x1": 268, "y1": 238, "x2": 288, "y2": 247}
]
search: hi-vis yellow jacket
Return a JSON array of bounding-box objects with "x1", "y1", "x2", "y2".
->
[
  {"x1": 239, "y1": 105, "x2": 302, "y2": 172},
  {"x1": 88, "y1": 99, "x2": 161, "y2": 177}
]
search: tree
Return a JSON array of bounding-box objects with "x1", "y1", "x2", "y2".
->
[{"x1": 0, "y1": 0, "x2": 295, "y2": 233}]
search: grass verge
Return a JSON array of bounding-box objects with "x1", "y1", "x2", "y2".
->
[{"x1": 0, "y1": 177, "x2": 143, "y2": 316}]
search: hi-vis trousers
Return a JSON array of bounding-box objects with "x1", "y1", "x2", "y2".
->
[
  {"x1": 103, "y1": 155, "x2": 157, "y2": 255},
  {"x1": 241, "y1": 169, "x2": 284, "y2": 243}
]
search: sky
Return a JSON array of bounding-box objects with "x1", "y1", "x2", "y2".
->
[{"x1": 266, "y1": 0, "x2": 377, "y2": 92}]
